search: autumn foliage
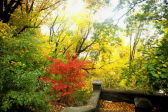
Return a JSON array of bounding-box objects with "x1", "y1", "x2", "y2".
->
[{"x1": 39, "y1": 54, "x2": 91, "y2": 103}]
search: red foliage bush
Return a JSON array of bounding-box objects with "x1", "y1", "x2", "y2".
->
[{"x1": 39, "y1": 54, "x2": 91, "y2": 103}]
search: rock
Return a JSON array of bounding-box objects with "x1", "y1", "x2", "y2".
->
[{"x1": 134, "y1": 97, "x2": 152, "y2": 112}]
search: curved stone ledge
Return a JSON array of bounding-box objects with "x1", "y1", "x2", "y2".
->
[
  {"x1": 100, "y1": 89, "x2": 168, "y2": 106},
  {"x1": 62, "y1": 80, "x2": 102, "y2": 112}
]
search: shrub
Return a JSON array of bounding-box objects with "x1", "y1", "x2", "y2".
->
[
  {"x1": 39, "y1": 54, "x2": 91, "y2": 105},
  {"x1": 0, "y1": 31, "x2": 51, "y2": 112}
]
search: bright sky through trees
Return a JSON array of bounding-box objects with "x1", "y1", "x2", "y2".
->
[
  {"x1": 66, "y1": 0, "x2": 85, "y2": 15},
  {"x1": 41, "y1": 0, "x2": 127, "y2": 35}
]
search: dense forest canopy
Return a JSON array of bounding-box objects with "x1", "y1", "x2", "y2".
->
[{"x1": 0, "y1": 0, "x2": 168, "y2": 111}]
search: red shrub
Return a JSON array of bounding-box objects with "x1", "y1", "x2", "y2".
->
[{"x1": 39, "y1": 54, "x2": 91, "y2": 103}]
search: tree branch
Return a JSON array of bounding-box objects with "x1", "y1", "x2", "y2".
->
[
  {"x1": 115, "y1": 0, "x2": 147, "y2": 25},
  {"x1": 14, "y1": 25, "x2": 40, "y2": 36},
  {"x1": 0, "y1": 0, "x2": 3, "y2": 15},
  {"x1": 36, "y1": 9, "x2": 54, "y2": 27},
  {"x1": 76, "y1": 28, "x2": 90, "y2": 54},
  {"x1": 39, "y1": 1, "x2": 61, "y2": 12},
  {"x1": 79, "y1": 39, "x2": 96, "y2": 54},
  {"x1": 10, "y1": 0, "x2": 22, "y2": 14},
  {"x1": 28, "y1": 0, "x2": 35, "y2": 13}
]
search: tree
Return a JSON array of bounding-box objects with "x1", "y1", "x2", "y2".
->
[
  {"x1": 47, "y1": 9, "x2": 97, "y2": 58},
  {"x1": 0, "y1": 0, "x2": 66, "y2": 111},
  {"x1": 0, "y1": 0, "x2": 63, "y2": 35},
  {"x1": 0, "y1": 0, "x2": 22, "y2": 23},
  {"x1": 120, "y1": 0, "x2": 168, "y2": 92}
]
